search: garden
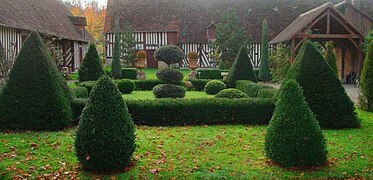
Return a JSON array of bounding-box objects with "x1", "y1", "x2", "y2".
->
[{"x1": 0, "y1": 11, "x2": 373, "y2": 179}]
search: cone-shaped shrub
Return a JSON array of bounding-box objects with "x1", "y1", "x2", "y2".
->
[
  {"x1": 111, "y1": 19, "x2": 122, "y2": 79},
  {"x1": 258, "y1": 19, "x2": 271, "y2": 81},
  {"x1": 265, "y1": 80, "x2": 327, "y2": 168},
  {"x1": 324, "y1": 42, "x2": 338, "y2": 77},
  {"x1": 227, "y1": 46, "x2": 257, "y2": 87},
  {"x1": 75, "y1": 76, "x2": 136, "y2": 172},
  {"x1": 359, "y1": 40, "x2": 373, "y2": 112},
  {"x1": 0, "y1": 31, "x2": 72, "y2": 130},
  {"x1": 78, "y1": 43, "x2": 104, "y2": 82},
  {"x1": 287, "y1": 42, "x2": 359, "y2": 129}
]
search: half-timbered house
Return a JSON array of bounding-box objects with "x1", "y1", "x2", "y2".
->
[{"x1": 0, "y1": 0, "x2": 90, "y2": 71}]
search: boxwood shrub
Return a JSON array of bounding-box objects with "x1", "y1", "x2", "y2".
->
[
  {"x1": 134, "y1": 79, "x2": 183, "y2": 90},
  {"x1": 204, "y1": 80, "x2": 226, "y2": 95},
  {"x1": 77, "y1": 81, "x2": 97, "y2": 94},
  {"x1": 153, "y1": 84, "x2": 186, "y2": 98},
  {"x1": 156, "y1": 69, "x2": 184, "y2": 82},
  {"x1": 126, "y1": 98, "x2": 275, "y2": 126},
  {"x1": 121, "y1": 68, "x2": 138, "y2": 79},
  {"x1": 215, "y1": 88, "x2": 249, "y2": 99},
  {"x1": 71, "y1": 98, "x2": 87, "y2": 123},
  {"x1": 190, "y1": 79, "x2": 211, "y2": 91},
  {"x1": 196, "y1": 69, "x2": 229, "y2": 79},
  {"x1": 257, "y1": 88, "x2": 278, "y2": 99},
  {"x1": 117, "y1": 79, "x2": 136, "y2": 94},
  {"x1": 70, "y1": 86, "x2": 89, "y2": 98},
  {"x1": 236, "y1": 80, "x2": 274, "y2": 97}
]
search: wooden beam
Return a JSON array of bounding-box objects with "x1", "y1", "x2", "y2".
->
[
  {"x1": 327, "y1": 9, "x2": 330, "y2": 35},
  {"x1": 294, "y1": 34, "x2": 360, "y2": 39},
  {"x1": 290, "y1": 38, "x2": 296, "y2": 64},
  {"x1": 302, "y1": 13, "x2": 328, "y2": 34},
  {"x1": 294, "y1": 38, "x2": 307, "y2": 53}
]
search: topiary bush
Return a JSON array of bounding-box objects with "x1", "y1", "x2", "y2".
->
[
  {"x1": 154, "y1": 45, "x2": 184, "y2": 65},
  {"x1": 77, "y1": 81, "x2": 98, "y2": 94},
  {"x1": 190, "y1": 79, "x2": 211, "y2": 91},
  {"x1": 71, "y1": 98, "x2": 87, "y2": 123},
  {"x1": 265, "y1": 80, "x2": 327, "y2": 168},
  {"x1": 359, "y1": 40, "x2": 373, "y2": 112},
  {"x1": 117, "y1": 79, "x2": 136, "y2": 94},
  {"x1": 0, "y1": 31, "x2": 72, "y2": 131},
  {"x1": 236, "y1": 80, "x2": 274, "y2": 97},
  {"x1": 156, "y1": 69, "x2": 184, "y2": 82},
  {"x1": 227, "y1": 46, "x2": 258, "y2": 87},
  {"x1": 70, "y1": 86, "x2": 89, "y2": 98},
  {"x1": 78, "y1": 43, "x2": 104, "y2": 82},
  {"x1": 196, "y1": 69, "x2": 228, "y2": 79},
  {"x1": 111, "y1": 19, "x2": 122, "y2": 79},
  {"x1": 287, "y1": 42, "x2": 359, "y2": 129},
  {"x1": 205, "y1": 80, "x2": 226, "y2": 95},
  {"x1": 121, "y1": 68, "x2": 137, "y2": 79},
  {"x1": 153, "y1": 84, "x2": 186, "y2": 98},
  {"x1": 75, "y1": 76, "x2": 136, "y2": 172},
  {"x1": 215, "y1": 88, "x2": 249, "y2": 99},
  {"x1": 257, "y1": 88, "x2": 278, "y2": 99}
]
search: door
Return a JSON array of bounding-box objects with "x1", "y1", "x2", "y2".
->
[{"x1": 146, "y1": 50, "x2": 157, "y2": 68}]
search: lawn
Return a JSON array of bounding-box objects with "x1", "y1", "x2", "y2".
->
[
  {"x1": 122, "y1": 91, "x2": 213, "y2": 100},
  {"x1": 0, "y1": 110, "x2": 372, "y2": 179}
]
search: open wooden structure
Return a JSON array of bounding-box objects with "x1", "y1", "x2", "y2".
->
[{"x1": 271, "y1": 1, "x2": 372, "y2": 81}]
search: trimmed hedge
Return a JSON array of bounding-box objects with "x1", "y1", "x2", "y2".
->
[
  {"x1": 121, "y1": 68, "x2": 138, "y2": 79},
  {"x1": 77, "y1": 81, "x2": 97, "y2": 94},
  {"x1": 190, "y1": 79, "x2": 211, "y2": 91},
  {"x1": 126, "y1": 98, "x2": 275, "y2": 126},
  {"x1": 196, "y1": 69, "x2": 229, "y2": 79},
  {"x1": 227, "y1": 46, "x2": 258, "y2": 87},
  {"x1": 236, "y1": 80, "x2": 274, "y2": 97},
  {"x1": 156, "y1": 69, "x2": 184, "y2": 82},
  {"x1": 71, "y1": 98, "x2": 87, "y2": 123},
  {"x1": 70, "y1": 86, "x2": 89, "y2": 98},
  {"x1": 117, "y1": 79, "x2": 136, "y2": 94},
  {"x1": 153, "y1": 84, "x2": 186, "y2": 98},
  {"x1": 134, "y1": 79, "x2": 183, "y2": 90},
  {"x1": 204, "y1": 80, "x2": 226, "y2": 95},
  {"x1": 215, "y1": 88, "x2": 249, "y2": 99},
  {"x1": 257, "y1": 88, "x2": 278, "y2": 99}
]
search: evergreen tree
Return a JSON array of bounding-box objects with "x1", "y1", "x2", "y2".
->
[
  {"x1": 287, "y1": 42, "x2": 359, "y2": 129},
  {"x1": 227, "y1": 46, "x2": 258, "y2": 87},
  {"x1": 216, "y1": 9, "x2": 249, "y2": 68},
  {"x1": 323, "y1": 42, "x2": 338, "y2": 77},
  {"x1": 112, "y1": 18, "x2": 122, "y2": 79},
  {"x1": 258, "y1": 19, "x2": 271, "y2": 81},
  {"x1": 359, "y1": 40, "x2": 373, "y2": 112},
  {"x1": 0, "y1": 31, "x2": 72, "y2": 130},
  {"x1": 78, "y1": 43, "x2": 104, "y2": 82},
  {"x1": 121, "y1": 22, "x2": 137, "y2": 67},
  {"x1": 265, "y1": 80, "x2": 327, "y2": 168},
  {"x1": 75, "y1": 76, "x2": 136, "y2": 172}
]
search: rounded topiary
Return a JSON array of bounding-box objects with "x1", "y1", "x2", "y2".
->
[
  {"x1": 154, "y1": 45, "x2": 184, "y2": 65},
  {"x1": 204, "y1": 80, "x2": 226, "y2": 95},
  {"x1": 117, "y1": 79, "x2": 136, "y2": 94},
  {"x1": 265, "y1": 80, "x2": 327, "y2": 168},
  {"x1": 215, "y1": 88, "x2": 249, "y2": 99},
  {"x1": 156, "y1": 69, "x2": 184, "y2": 82},
  {"x1": 0, "y1": 31, "x2": 72, "y2": 131},
  {"x1": 78, "y1": 43, "x2": 104, "y2": 82},
  {"x1": 75, "y1": 76, "x2": 136, "y2": 172},
  {"x1": 153, "y1": 84, "x2": 186, "y2": 98},
  {"x1": 136, "y1": 50, "x2": 147, "y2": 58},
  {"x1": 188, "y1": 51, "x2": 198, "y2": 59},
  {"x1": 287, "y1": 42, "x2": 359, "y2": 129},
  {"x1": 227, "y1": 46, "x2": 258, "y2": 87}
]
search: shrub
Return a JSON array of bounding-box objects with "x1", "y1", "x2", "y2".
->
[
  {"x1": 117, "y1": 79, "x2": 136, "y2": 94},
  {"x1": 77, "y1": 81, "x2": 97, "y2": 94},
  {"x1": 187, "y1": 51, "x2": 198, "y2": 59},
  {"x1": 269, "y1": 43, "x2": 290, "y2": 83},
  {"x1": 359, "y1": 40, "x2": 373, "y2": 112},
  {"x1": 71, "y1": 98, "x2": 87, "y2": 123},
  {"x1": 190, "y1": 79, "x2": 211, "y2": 91},
  {"x1": 136, "y1": 50, "x2": 147, "y2": 58},
  {"x1": 153, "y1": 84, "x2": 186, "y2": 98},
  {"x1": 265, "y1": 80, "x2": 327, "y2": 168},
  {"x1": 154, "y1": 45, "x2": 184, "y2": 65},
  {"x1": 196, "y1": 69, "x2": 228, "y2": 79},
  {"x1": 126, "y1": 98, "x2": 275, "y2": 126},
  {"x1": 156, "y1": 69, "x2": 184, "y2": 82},
  {"x1": 227, "y1": 46, "x2": 258, "y2": 87},
  {"x1": 258, "y1": 19, "x2": 271, "y2": 81},
  {"x1": 75, "y1": 76, "x2": 136, "y2": 172},
  {"x1": 236, "y1": 80, "x2": 274, "y2": 97},
  {"x1": 205, "y1": 80, "x2": 226, "y2": 95},
  {"x1": 324, "y1": 42, "x2": 338, "y2": 77},
  {"x1": 133, "y1": 79, "x2": 182, "y2": 90},
  {"x1": 112, "y1": 19, "x2": 122, "y2": 79},
  {"x1": 257, "y1": 88, "x2": 278, "y2": 99},
  {"x1": 0, "y1": 31, "x2": 72, "y2": 131},
  {"x1": 121, "y1": 68, "x2": 137, "y2": 79},
  {"x1": 215, "y1": 88, "x2": 249, "y2": 99},
  {"x1": 70, "y1": 86, "x2": 89, "y2": 98},
  {"x1": 287, "y1": 41, "x2": 359, "y2": 129},
  {"x1": 78, "y1": 43, "x2": 104, "y2": 82}
]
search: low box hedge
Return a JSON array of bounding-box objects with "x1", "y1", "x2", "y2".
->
[
  {"x1": 196, "y1": 69, "x2": 229, "y2": 79},
  {"x1": 236, "y1": 80, "x2": 274, "y2": 97},
  {"x1": 69, "y1": 86, "x2": 89, "y2": 98},
  {"x1": 71, "y1": 98, "x2": 88, "y2": 124},
  {"x1": 191, "y1": 79, "x2": 228, "y2": 91},
  {"x1": 134, "y1": 79, "x2": 183, "y2": 90},
  {"x1": 126, "y1": 98, "x2": 275, "y2": 126}
]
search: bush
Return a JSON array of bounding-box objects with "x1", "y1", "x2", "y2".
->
[
  {"x1": 77, "y1": 81, "x2": 97, "y2": 94},
  {"x1": 126, "y1": 98, "x2": 275, "y2": 126},
  {"x1": 117, "y1": 79, "x2": 136, "y2": 94},
  {"x1": 190, "y1": 79, "x2": 211, "y2": 91},
  {"x1": 236, "y1": 80, "x2": 274, "y2": 97},
  {"x1": 205, "y1": 80, "x2": 226, "y2": 95},
  {"x1": 257, "y1": 88, "x2": 278, "y2": 99},
  {"x1": 0, "y1": 31, "x2": 72, "y2": 131},
  {"x1": 121, "y1": 68, "x2": 137, "y2": 79},
  {"x1": 75, "y1": 76, "x2": 136, "y2": 172},
  {"x1": 215, "y1": 88, "x2": 249, "y2": 99},
  {"x1": 156, "y1": 69, "x2": 184, "y2": 82},
  {"x1": 287, "y1": 42, "x2": 359, "y2": 129},
  {"x1": 154, "y1": 45, "x2": 184, "y2": 65},
  {"x1": 196, "y1": 69, "x2": 228, "y2": 79},
  {"x1": 78, "y1": 43, "x2": 104, "y2": 82},
  {"x1": 269, "y1": 43, "x2": 290, "y2": 83},
  {"x1": 359, "y1": 40, "x2": 373, "y2": 112},
  {"x1": 227, "y1": 46, "x2": 258, "y2": 87},
  {"x1": 265, "y1": 80, "x2": 327, "y2": 168},
  {"x1": 324, "y1": 42, "x2": 338, "y2": 77},
  {"x1": 134, "y1": 79, "x2": 183, "y2": 90},
  {"x1": 70, "y1": 86, "x2": 89, "y2": 98},
  {"x1": 71, "y1": 98, "x2": 87, "y2": 123},
  {"x1": 111, "y1": 19, "x2": 122, "y2": 79},
  {"x1": 153, "y1": 84, "x2": 186, "y2": 98}
]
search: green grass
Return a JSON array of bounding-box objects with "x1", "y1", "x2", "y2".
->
[
  {"x1": 122, "y1": 91, "x2": 213, "y2": 100},
  {"x1": 1, "y1": 110, "x2": 372, "y2": 179}
]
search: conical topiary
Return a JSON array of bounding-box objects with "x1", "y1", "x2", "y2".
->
[
  {"x1": 227, "y1": 46, "x2": 258, "y2": 87},
  {"x1": 111, "y1": 18, "x2": 122, "y2": 79},
  {"x1": 0, "y1": 31, "x2": 72, "y2": 131},
  {"x1": 258, "y1": 19, "x2": 271, "y2": 81},
  {"x1": 75, "y1": 76, "x2": 136, "y2": 172},
  {"x1": 78, "y1": 43, "x2": 104, "y2": 82},
  {"x1": 359, "y1": 40, "x2": 373, "y2": 112},
  {"x1": 287, "y1": 42, "x2": 359, "y2": 129},
  {"x1": 324, "y1": 42, "x2": 338, "y2": 77},
  {"x1": 265, "y1": 80, "x2": 327, "y2": 168}
]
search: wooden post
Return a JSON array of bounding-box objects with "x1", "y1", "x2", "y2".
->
[
  {"x1": 341, "y1": 45, "x2": 346, "y2": 80},
  {"x1": 326, "y1": 10, "x2": 330, "y2": 35},
  {"x1": 290, "y1": 38, "x2": 296, "y2": 64}
]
